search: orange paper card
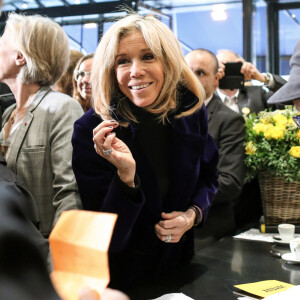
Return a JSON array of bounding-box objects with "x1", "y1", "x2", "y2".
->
[{"x1": 49, "y1": 210, "x2": 117, "y2": 300}]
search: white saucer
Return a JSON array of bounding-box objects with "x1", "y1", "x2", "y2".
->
[
  {"x1": 281, "y1": 253, "x2": 300, "y2": 264},
  {"x1": 273, "y1": 235, "x2": 294, "y2": 245}
]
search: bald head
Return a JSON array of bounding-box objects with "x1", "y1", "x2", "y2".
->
[
  {"x1": 185, "y1": 49, "x2": 219, "y2": 99},
  {"x1": 216, "y1": 49, "x2": 240, "y2": 64}
]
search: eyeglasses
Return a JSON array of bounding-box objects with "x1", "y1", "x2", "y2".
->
[
  {"x1": 293, "y1": 115, "x2": 300, "y2": 128},
  {"x1": 74, "y1": 70, "x2": 91, "y2": 81}
]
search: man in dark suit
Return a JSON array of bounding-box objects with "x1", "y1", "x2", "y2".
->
[
  {"x1": 185, "y1": 49, "x2": 246, "y2": 248},
  {"x1": 216, "y1": 49, "x2": 286, "y2": 114},
  {"x1": 215, "y1": 50, "x2": 288, "y2": 229}
]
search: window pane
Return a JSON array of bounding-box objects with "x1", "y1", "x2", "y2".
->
[
  {"x1": 63, "y1": 24, "x2": 98, "y2": 54},
  {"x1": 82, "y1": 24, "x2": 98, "y2": 54},
  {"x1": 279, "y1": 8, "x2": 300, "y2": 75},
  {"x1": 253, "y1": 1, "x2": 267, "y2": 73},
  {"x1": 173, "y1": 2, "x2": 243, "y2": 57}
]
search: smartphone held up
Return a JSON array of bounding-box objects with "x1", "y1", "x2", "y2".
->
[{"x1": 219, "y1": 62, "x2": 244, "y2": 90}]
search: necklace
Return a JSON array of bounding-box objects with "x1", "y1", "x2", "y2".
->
[
  {"x1": 4, "y1": 94, "x2": 35, "y2": 140},
  {"x1": 4, "y1": 105, "x2": 28, "y2": 140},
  {"x1": 9, "y1": 106, "x2": 27, "y2": 124},
  {"x1": 8, "y1": 91, "x2": 37, "y2": 125}
]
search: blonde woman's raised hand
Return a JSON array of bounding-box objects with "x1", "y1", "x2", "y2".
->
[{"x1": 93, "y1": 120, "x2": 136, "y2": 187}]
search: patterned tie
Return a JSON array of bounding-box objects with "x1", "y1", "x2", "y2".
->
[
  {"x1": 224, "y1": 96, "x2": 239, "y2": 113},
  {"x1": 224, "y1": 96, "x2": 238, "y2": 106}
]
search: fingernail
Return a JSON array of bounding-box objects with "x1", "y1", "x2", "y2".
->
[{"x1": 108, "y1": 126, "x2": 113, "y2": 128}]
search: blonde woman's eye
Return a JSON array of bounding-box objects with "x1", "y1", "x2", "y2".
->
[
  {"x1": 143, "y1": 53, "x2": 154, "y2": 60},
  {"x1": 117, "y1": 58, "x2": 128, "y2": 65}
]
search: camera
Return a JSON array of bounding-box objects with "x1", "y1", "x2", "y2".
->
[{"x1": 219, "y1": 62, "x2": 244, "y2": 90}]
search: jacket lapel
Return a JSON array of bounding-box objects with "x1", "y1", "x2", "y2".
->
[
  {"x1": 6, "y1": 87, "x2": 51, "y2": 173},
  {"x1": 206, "y1": 94, "x2": 220, "y2": 122},
  {"x1": 238, "y1": 89, "x2": 250, "y2": 112}
]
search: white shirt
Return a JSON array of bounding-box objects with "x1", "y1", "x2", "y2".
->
[
  {"x1": 217, "y1": 89, "x2": 240, "y2": 113},
  {"x1": 204, "y1": 94, "x2": 214, "y2": 107}
]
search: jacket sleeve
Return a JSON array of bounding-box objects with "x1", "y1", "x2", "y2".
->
[
  {"x1": 191, "y1": 106, "x2": 219, "y2": 222},
  {"x1": 213, "y1": 112, "x2": 246, "y2": 205},
  {"x1": 270, "y1": 74, "x2": 287, "y2": 93},
  {"x1": 49, "y1": 98, "x2": 83, "y2": 226},
  {"x1": 72, "y1": 114, "x2": 145, "y2": 251}
]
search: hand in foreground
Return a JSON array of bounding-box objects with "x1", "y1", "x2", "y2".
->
[
  {"x1": 79, "y1": 287, "x2": 130, "y2": 300},
  {"x1": 93, "y1": 120, "x2": 136, "y2": 187},
  {"x1": 154, "y1": 209, "x2": 196, "y2": 243}
]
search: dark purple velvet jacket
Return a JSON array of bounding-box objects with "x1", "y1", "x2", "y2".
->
[{"x1": 71, "y1": 88, "x2": 218, "y2": 285}]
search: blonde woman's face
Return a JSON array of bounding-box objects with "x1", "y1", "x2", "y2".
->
[
  {"x1": 114, "y1": 31, "x2": 164, "y2": 107},
  {"x1": 0, "y1": 28, "x2": 20, "y2": 82},
  {"x1": 77, "y1": 57, "x2": 93, "y2": 101}
]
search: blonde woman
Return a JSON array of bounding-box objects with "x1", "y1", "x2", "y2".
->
[
  {"x1": 72, "y1": 13, "x2": 218, "y2": 296},
  {"x1": 0, "y1": 13, "x2": 83, "y2": 238}
]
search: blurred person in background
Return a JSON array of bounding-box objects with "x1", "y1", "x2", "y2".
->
[
  {"x1": 216, "y1": 49, "x2": 286, "y2": 114},
  {"x1": 216, "y1": 50, "x2": 287, "y2": 230},
  {"x1": 52, "y1": 49, "x2": 83, "y2": 97},
  {"x1": 185, "y1": 49, "x2": 246, "y2": 248},
  {"x1": 73, "y1": 53, "x2": 94, "y2": 112}
]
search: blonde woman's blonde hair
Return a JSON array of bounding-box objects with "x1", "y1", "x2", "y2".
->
[
  {"x1": 6, "y1": 13, "x2": 70, "y2": 86},
  {"x1": 92, "y1": 13, "x2": 205, "y2": 123}
]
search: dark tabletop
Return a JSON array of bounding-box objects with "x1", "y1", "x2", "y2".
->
[{"x1": 131, "y1": 237, "x2": 300, "y2": 300}]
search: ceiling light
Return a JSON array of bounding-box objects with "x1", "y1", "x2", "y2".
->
[
  {"x1": 84, "y1": 23, "x2": 97, "y2": 29},
  {"x1": 22, "y1": 3, "x2": 28, "y2": 9},
  {"x1": 211, "y1": 4, "x2": 227, "y2": 21},
  {"x1": 74, "y1": 0, "x2": 81, "y2": 4},
  {"x1": 291, "y1": 14, "x2": 296, "y2": 18}
]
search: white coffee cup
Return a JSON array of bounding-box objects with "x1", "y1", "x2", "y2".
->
[
  {"x1": 290, "y1": 238, "x2": 300, "y2": 259},
  {"x1": 278, "y1": 223, "x2": 295, "y2": 242}
]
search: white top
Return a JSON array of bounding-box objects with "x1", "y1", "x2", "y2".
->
[{"x1": 217, "y1": 89, "x2": 240, "y2": 113}]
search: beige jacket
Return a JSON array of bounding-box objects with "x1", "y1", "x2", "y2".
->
[{"x1": 1, "y1": 87, "x2": 83, "y2": 237}]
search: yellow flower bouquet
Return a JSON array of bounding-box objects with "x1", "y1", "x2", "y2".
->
[{"x1": 244, "y1": 106, "x2": 300, "y2": 182}]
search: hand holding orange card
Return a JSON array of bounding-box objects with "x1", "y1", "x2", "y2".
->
[{"x1": 49, "y1": 210, "x2": 117, "y2": 300}]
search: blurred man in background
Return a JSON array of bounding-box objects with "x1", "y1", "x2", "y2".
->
[{"x1": 185, "y1": 49, "x2": 246, "y2": 248}]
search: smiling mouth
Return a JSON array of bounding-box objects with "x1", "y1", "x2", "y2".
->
[{"x1": 130, "y1": 83, "x2": 152, "y2": 90}]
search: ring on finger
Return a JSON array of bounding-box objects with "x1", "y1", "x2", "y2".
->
[
  {"x1": 103, "y1": 148, "x2": 112, "y2": 156},
  {"x1": 165, "y1": 234, "x2": 172, "y2": 243}
]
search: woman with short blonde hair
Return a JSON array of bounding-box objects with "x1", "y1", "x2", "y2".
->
[
  {"x1": 0, "y1": 13, "x2": 83, "y2": 238},
  {"x1": 6, "y1": 13, "x2": 70, "y2": 87}
]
